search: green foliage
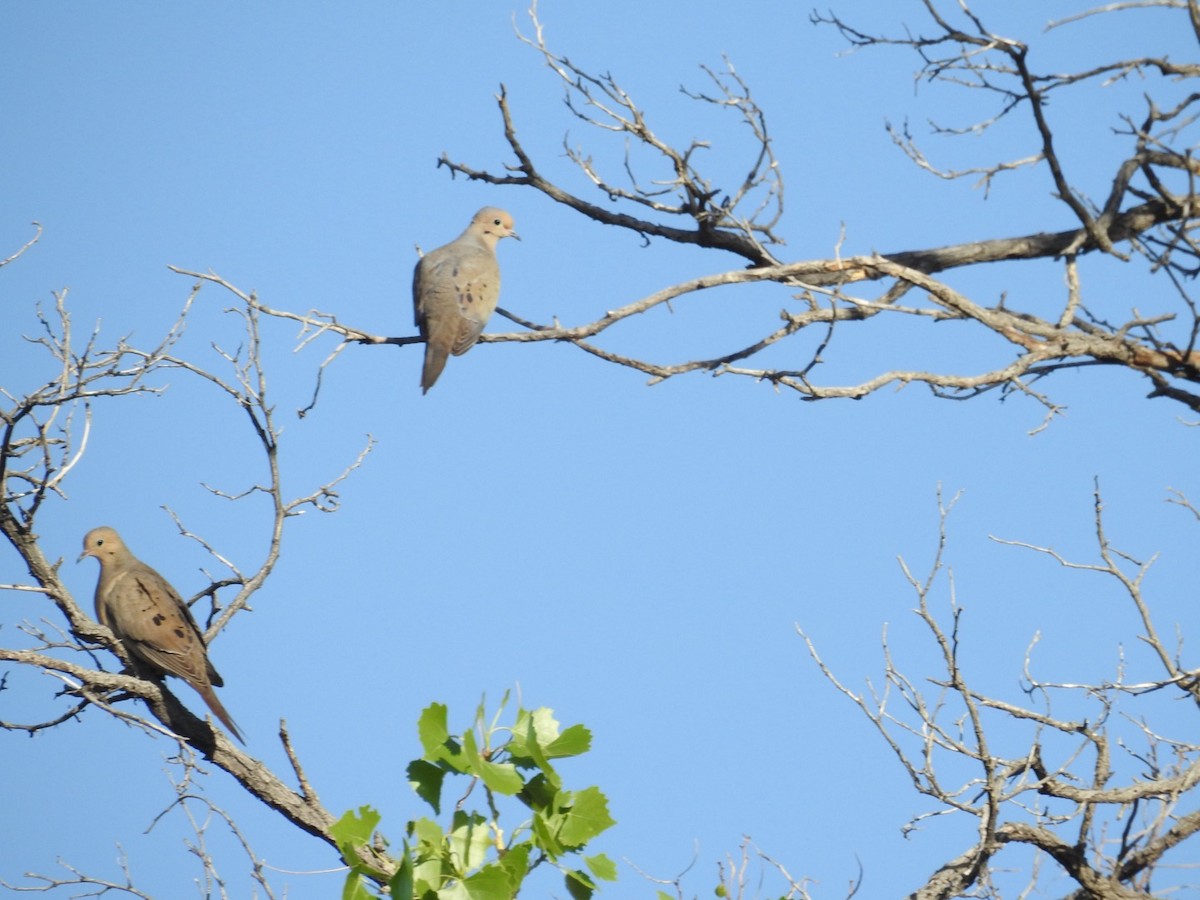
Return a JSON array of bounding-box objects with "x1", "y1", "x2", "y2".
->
[
  {"x1": 330, "y1": 807, "x2": 395, "y2": 899},
  {"x1": 335, "y1": 695, "x2": 617, "y2": 898}
]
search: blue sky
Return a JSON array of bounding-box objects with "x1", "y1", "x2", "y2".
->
[{"x1": 2, "y1": 2, "x2": 1198, "y2": 897}]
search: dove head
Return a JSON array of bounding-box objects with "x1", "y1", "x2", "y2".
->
[
  {"x1": 78, "y1": 526, "x2": 127, "y2": 565},
  {"x1": 469, "y1": 207, "x2": 520, "y2": 245}
]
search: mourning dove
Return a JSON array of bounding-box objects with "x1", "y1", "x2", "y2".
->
[
  {"x1": 79, "y1": 526, "x2": 244, "y2": 743},
  {"x1": 413, "y1": 207, "x2": 520, "y2": 393}
]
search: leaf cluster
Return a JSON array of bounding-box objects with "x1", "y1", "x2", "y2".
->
[{"x1": 332, "y1": 696, "x2": 617, "y2": 899}]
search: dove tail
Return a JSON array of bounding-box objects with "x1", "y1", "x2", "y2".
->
[
  {"x1": 421, "y1": 343, "x2": 450, "y2": 394},
  {"x1": 195, "y1": 683, "x2": 245, "y2": 744}
]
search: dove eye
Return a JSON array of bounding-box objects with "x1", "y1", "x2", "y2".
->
[{"x1": 493, "y1": 219, "x2": 502, "y2": 226}]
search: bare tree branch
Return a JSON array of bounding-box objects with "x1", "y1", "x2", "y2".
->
[
  {"x1": 801, "y1": 485, "x2": 1199, "y2": 898},
  {"x1": 1, "y1": 271, "x2": 391, "y2": 893}
]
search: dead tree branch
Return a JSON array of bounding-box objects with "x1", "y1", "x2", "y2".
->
[
  {"x1": 800, "y1": 486, "x2": 1199, "y2": 898},
  {"x1": 1, "y1": 269, "x2": 388, "y2": 893}
]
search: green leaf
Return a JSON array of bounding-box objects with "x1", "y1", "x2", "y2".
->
[
  {"x1": 530, "y1": 808, "x2": 565, "y2": 860},
  {"x1": 506, "y1": 708, "x2": 539, "y2": 764},
  {"x1": 496, "y1": 842, "x2": 531, "y2": 888},
  {"x1": 388, "y1": 842, "x2": 415, "y2": 900},
  {"x1": 511, "y1": 709, "x2": 590, "y2": 761},
  {"x1": 478, "y1": 759, "x2": 523, "y2": 795},
  {"x1": 558, "y1": 787, "x2": 615, "y2": 847},
  {"x1": 418, "y1": 703, "x2": 450, "y2": 757},
  {"x1": 525, "y1": 707, "x2": 561, "y2": 742},
  {"x1": 408, "y1": 758, "x2": 446, "y2": 814},
  {"x1": 448, "y1": 810, "x2": 492, "y2": 873},
  {"x1": 408, "y1": 817, "x2": 448, "y2": 892},
  {"x1": 461, "y1": 862, "x2": 518, "y2": 900},
  {"x1": 412, "y1": 860, "x2": 444, "y2": 897},
  {"x1": 418, "y1": 703, "x2": 466, "y2": 771},
  {"x1": 547, "y1": 723, "x2": 592, "y2": 759},
  {"x1": 332, "y1": 807, "x2": 389, "y2": 879},
  {"x1": 518, "y1": 772, "x2": 557, "y2": 813},
  {"x1": 332, "y1": 806, "x2": 382, "y2": 853},
  {"x1": 657, "y1": 893, "x2": 675, "y2": 900},
  {"x1": 564, "y1": 867, "x2": 596, "y2": 900},
  {"x1": 463, "y1": 728, "x2": 524, "y2": 796},
  {"x1": 341, "y1": 872, "x2": 378, "y2": 900},
  {"x1": 585, "y1": 853, "x2": 618, "y2": 882},
  {"x1": 409, "y1": 816, "x2": 445, "y2": 848},
  {"x1": 519, "y1": 714, "x2": 560, "y2": 788}
]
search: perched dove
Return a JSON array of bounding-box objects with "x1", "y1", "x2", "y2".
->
[
  {"x1": 79, "y1": 526, "x2": 244, "y2": 743},
  {"x1": 413, "y1": 206, "x2": 520, "y2": 393}
]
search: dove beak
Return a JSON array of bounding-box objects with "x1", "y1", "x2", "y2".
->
[
  {"x1": 509, "y1": 230, "x2": 521, "y2": 241},
  {"x1": 77, "y1": 548, "x2": 92, "y2": 563}
]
